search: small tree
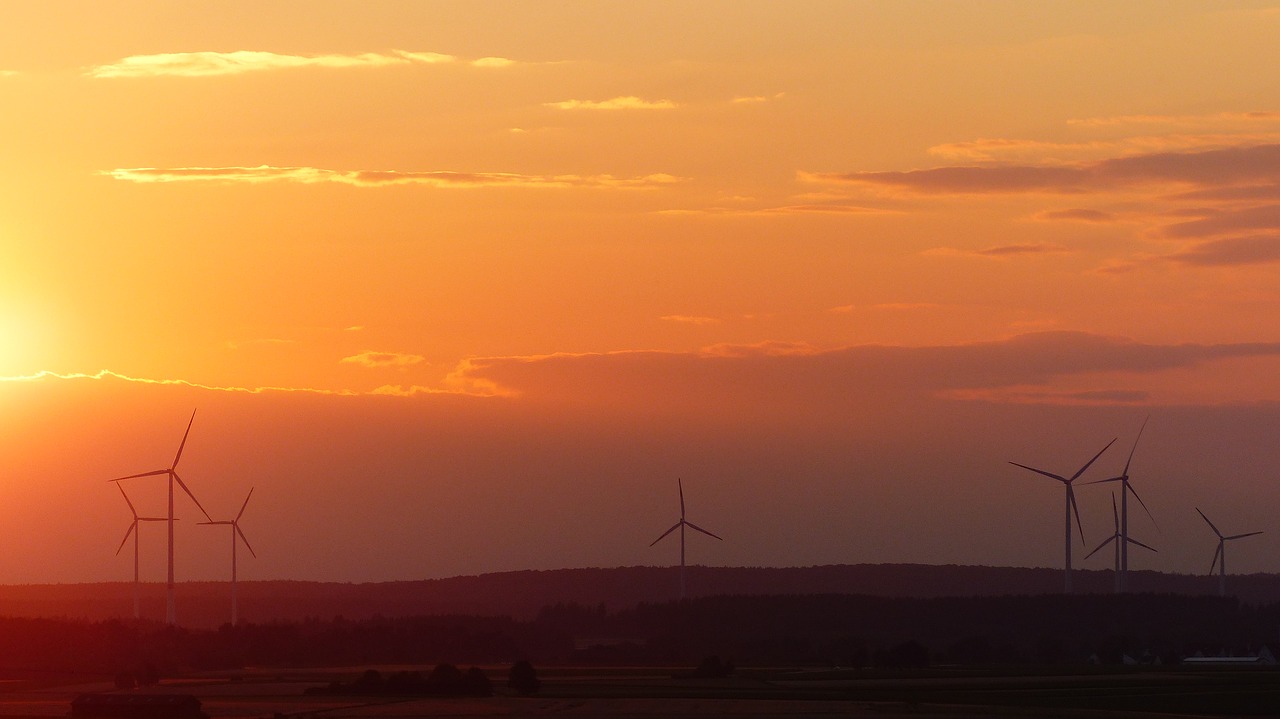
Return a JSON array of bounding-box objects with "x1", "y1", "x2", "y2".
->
[{"x1": 507, "y1": 660, "x2": 540, "y2": 695}]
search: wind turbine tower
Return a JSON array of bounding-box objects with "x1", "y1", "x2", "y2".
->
[
  {"x1": 1087, "y1": 417, "x2": 1158, "y2": 591},
  {"x1": 1197, "y1": 507, "x2": 1262, "y2": 597},
  {"x1": 649, "y1": 478, "x2": 722, "y2": 599},
  {"x1": 200, "y1": 488, "x2": 257, "y2": 626},
  {"x1": 114, "y1": 483, "x2": 169, "y2": 619},
  {"x1": 1010, "y1": 438, "x2": 1115, "y2": 593},
  {"x1": 107, "y1": 410, "x2": 213, "y2": 625},
  {"x1": 1085, "y1": 492, "x2": 1156, "y2": 592}
]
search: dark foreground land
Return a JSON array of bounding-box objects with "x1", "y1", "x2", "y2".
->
[{"x1": 2, "y1": 664, "x2": 1279, "y2": 719}]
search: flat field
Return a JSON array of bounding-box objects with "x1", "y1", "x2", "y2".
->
[{"x1": 2, "y1": 665, "x2": 1278, "y2": 719}]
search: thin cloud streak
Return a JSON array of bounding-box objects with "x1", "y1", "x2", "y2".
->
[
  {"x1": 85, "y1": 49, "x2": 523, "y2": 78},
  {"x1": 545, "y1": 96, "x2": 676, "y2": 111},
  {"x1": 0, "y1": 369, "x2": 359, "y2": 396},
  {"x1": 660, "y1": 315, "x2": 720, "y2": 325},
  {"x1": 814, "y1": 144, "x2": 1280, "y2": 195},
  {"x1": 924, "y1": 243, "x2": 1069, "y2": 259},
  {"x1": 340, "y1": 351, "x2": 427, "y2": 369},
  {"x1": 1034, "y1": 209, "x2": 1117, "y2": 223},
  {"x1": 103, "y1": 165, "x2": 683, "y2": 189}
]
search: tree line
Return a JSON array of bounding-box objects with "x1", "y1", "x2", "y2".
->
[{"x1": 0, "y1": 592, "x2": 1277, "y2": 680}]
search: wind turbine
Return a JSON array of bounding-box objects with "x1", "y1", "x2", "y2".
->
[
  {"x1": 1010, "y1": 438, "x2": 1115, "y2": 593},
  {"x1": 114, "y1": 483, "x2": 170, "y2": 620},
  {"x1": 1086, "y1": 416, "x2": 1158, "y2": 591},
  {"x1": 1197, "y1": 507, "x2": 1262, "y2": 598},
  {"x1": 107, "y1": 410, "x2": 213, "y2": 625},
  {"x1": 649, "y1": 478, "x2": 721, "y2": 599},
  {"x1": 200, "y1": 488, "x2": 256, "y2": 626},
  {"x1": 1085, "y1": 492, "x2": 1156, "y2": 592}
]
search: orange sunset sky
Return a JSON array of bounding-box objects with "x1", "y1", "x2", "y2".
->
[{"x1": 1, "y1": 1, "x2": 1279, "y2": 586}]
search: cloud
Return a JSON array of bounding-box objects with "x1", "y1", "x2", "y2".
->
[
  {"x1": 545, "y1": 96, "x2": 676, "y2": 111},
  {"x1": 940, "y1": 388, "x2": 1153, "y2": 405},
  {"x1": 86, "y1": 49, "x2": 468, "y2": 78},
  {"x1": 444, "y1": 332, "x2": 1280, "y2": 410},
  {"x1": 756, "y1": 203, "x2": 900, "y2": 216},
  {"x1": 0, "y1": 369, "x2": 358, "y2": 396},
  {"x1": 103, "y1": 165, "x2": 683, "y2": 189},
  {"x1": 1165, "y1": 234, "x2": 1280, "y2": 267},
  {"x1": 660, "y1": 315, "x2": 720, "y2": 325},
  {"x1": 340, "y1": 351, "x2": 427, "y2": 369},
  {"x1": 924, "y1": 243, "x2": 1069, "y2": 259},
  {"x1": 656, "y1": 202, "x2": 899, "y2": 217},
  {"x1": 927, "y1": 134, "x2": 1280, "y2": 164},
  {"x1": 1067, "y1": 111, "x2": 1280, "y2": 128},
  {"x1": 1157, "y1": 204, "x2": 1280, "y2": 239},
  {"x1": 809, "y1": 144, "x2": 1280, "y2": 195},
  {"x1": 470, "y1": 56, "x2": 515, "y2": 68},
  {"x1": 1035, "y1": 208, "x2": 1117, "y2": 223},
  {"x1": 732, "y1": 92, "x2": 785, "y2": 104}
]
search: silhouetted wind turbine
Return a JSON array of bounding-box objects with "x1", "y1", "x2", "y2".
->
[
  {"x1": 200, "y1": 488, "x2": 256, "y2": 626},
  {"x1": 649, "y1": 478, "x2": 721, "y2": 600},
  {"x1": 1085, "y1": 492, "x2": 1156, "y2": 593},
  {"x1": 107, "y1": 410, "x2": 212, "y2": 625},
  {"x1": 1197, "y1": 507, "x2": 1262, "y2": 598},
  {"x1": 115, "y1": 483, "x2": 169, "y2": 620},
  {"x1": 1086, "y1": 416, "x2": 1158, "y2": 591},
  {"x1": 1010, "y1": 438, "x2": 1115, "y2": 593}
]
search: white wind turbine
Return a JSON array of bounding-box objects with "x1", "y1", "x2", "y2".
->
[
  {"x1": 114, "y1": 483, "x2": 170, "y2": 620},
  {"x1": 649, "y1": 478, "x2": 721, "y2": 599},
  {"x1": 200, "y1": 488, "x2": 256, "y2": 626},
  {"x1": 1010, "y1": 438, "x2": 1115, "y2": 593},
  {"x1": 1086, "y1": 417, "x2": 1158, "y2": 591},
  {"x1": 1197, "y1": 507, "x2": 1263, "y2": 598},
  {"x1": 107, "y1": 410, "x2": 213, "y2": 625},
  {"x1": 1085, "y1": 492, "x2": 1156, "y2": 592}
]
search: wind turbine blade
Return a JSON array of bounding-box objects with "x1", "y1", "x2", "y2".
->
[
  {"x1": 1196, "y1": 508, "x2": 1223, "y2": 538},
  {"x1": 199, "y1": 521, "x2": 233, "y2": 526},
  {"x1": 678, "y1": 478, "x2": 685, "y2": 519},
  {"x1": 171, "y1": 409, "x2": 197, "y2": 469},
  {"x1": 1122, "y1": 415, "x2": 1149, "y2": 477},
  {"x1": 1209, "y1": 543, "x2": 1222, "y2": 575},
  {"x1": 1083, "y1": 476, "x2": 1125, "y2": 486},
  {"x1": 1069, "y1": 437, "x2": 1117, "y2": 482},
  {"x1": 116, "y1": 522, "x2": 136, "y2": 556},
  {"x1": 139, "y1": 517, "x2": 169, "y2": 522},
  {"x1": 1084, "y1": 536, "x2": 1116, "y2": 560},
  {"x1": 116, "y1": 483, "x2": 138, "y2": 518},
  {"x1": 1126, "y1": 537, "x2": 1158, "y2": 553},
  {"x1": 172, "y1": 471, "x2": 213, "y2": 522},
  {"x1": 1226, "y1": 531, "x2": 1264, "y2": 541},
  {"x1": 1068, "y1": 486, "x2": 1085, "y2": 545},
  {"x1": 1128, "y1": 482, "x2": 1160, "y2": 532},
  {"x1": 685, "y1": 521, "x2": 723, "y2": 541},
  {"x1": 1111, "y1": 493, "x2": 1119, "y2": 531},
  {"x1": 236, "y1": 487, "x2": 254, "y2": 521},
  {"x1": 108, "y1": 469, "x2": 169, "y2": 482},
  {"x1": 236, "y1": 525, "x2": 257, "y2": 558},
  {"x1": 649, "y1": 522, "x2": 681, "y2": 547},
  {"x1": 1008, "y1": 462, "x2": 1066, "y2": 483}
]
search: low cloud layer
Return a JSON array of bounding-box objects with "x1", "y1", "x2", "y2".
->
[
  {"x1": 86, "y1": 50, "x2": 516, "y2": 78},
  {"x1": 446, "y1": 332, "x2": 1280, "y2": 411},
  {"x1": 104, "y1": 165, "x2": 682, "y2": 189},
  {"x1": 808, "y1": 144, "x2": 1280, "y2": 196},
  {"x1": 545, "y1": 96, "x2": 676, "y2": 111},
  {"x1": 340, "y1": 351, "x2": 426, "y2": 369}
]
